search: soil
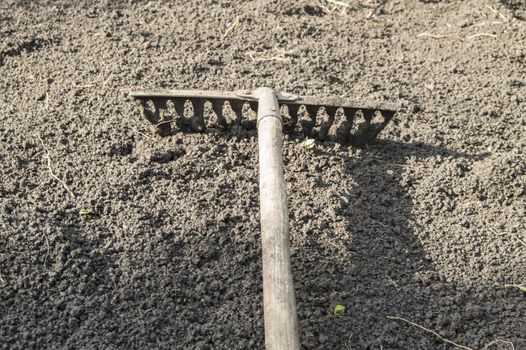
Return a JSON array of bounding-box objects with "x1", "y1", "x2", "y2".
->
[{"x1": 1, "y1": 0, "x2": 525, "y2": 349}]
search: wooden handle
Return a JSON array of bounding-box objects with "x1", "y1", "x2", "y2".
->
[{"x1": 255, "y1": 87, "x2": 300, "y2": 350}]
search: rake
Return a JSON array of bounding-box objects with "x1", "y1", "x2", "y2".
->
[{"x1": 129, "y1": 87, "x2": 398, "y2": 350}]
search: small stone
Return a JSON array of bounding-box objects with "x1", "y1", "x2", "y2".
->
[{"x1": 410, "y1": 104, "x2": 421, "y2": 113}]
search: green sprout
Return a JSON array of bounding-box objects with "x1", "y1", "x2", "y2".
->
[{"x1": 333, "y1": 304, "x2": 346, "y2": 317}]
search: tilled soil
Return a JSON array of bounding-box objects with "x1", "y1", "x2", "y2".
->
[{"x1": 1, "y1": 0, "x2": 525, "y2": 349}]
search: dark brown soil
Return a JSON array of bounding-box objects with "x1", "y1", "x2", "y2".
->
[{"x1": 1, "y1": 1, "x2": 525, "y2": 349}]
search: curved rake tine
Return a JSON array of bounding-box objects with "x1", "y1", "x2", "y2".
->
[
  {"x1": 151, "y1": 99, "x2": 172, "y2": 136},
  {"x1": 331, "y1": 108, "x2": 355, "y2": 144},
  {"x1": 229, "y1": 100, "x2": 244, "y2": 124},
  {"x1": 169, "y1": 98, "x2": 187, "y2": 130},
  {"x1": 316, "y1": 106, "x2": 336, "y2": 141},
  {"x1": 190, "y1": 99, "x2": 206, "y2": 132},
  {"x1": 139, "y1": 98, "x2": 157, "y2": 124},
  {"x1": 350, "y1": 109, "x2": 375, "y2": 145},
  {"x1": 301, "y1": 105, "x2": 317, "y2": 136},
  {"x1": 367, "y1": 110, "x2": 395, "y2": 140},
  {"x1": 284, "y1": 104, "x2": 299, "y2": 133},
  {"x1": 210, "y1": 99, "x2": 227, "y2": 128}
]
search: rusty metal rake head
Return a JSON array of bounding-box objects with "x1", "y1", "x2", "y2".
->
[{"x1": 129, "y1": 89, "x2": 398, "y2": 145}]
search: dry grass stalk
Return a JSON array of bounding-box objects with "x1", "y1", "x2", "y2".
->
[{"x1": 386, "y1": 315, "x2": 474, "y2": 350}]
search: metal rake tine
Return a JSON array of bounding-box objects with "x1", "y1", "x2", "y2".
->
[
  {"x1": 280, "y1": 104, "x2": 296, "y2": 134},
  {"x1": 172, "y1": 98, "x2": 186, "y2": 118},
  {"x1": 324, "y1": 106, "x2": 338, "y2": 119},
  {"x1": 284, "y1": 104, "x2": 299, "y2": 134},
  {"x1": 154, "y1": 99, "x2": 174, "y2": 136},
  {"x1": 343, "y1": 107, "x2": 357, "y2": 124},
  {"x1": 139, "y1": 99, "x2": 157, "y2": 124},
  {"x1": 362, "y1": 109, "x2": 375, "y2": 122},
  {"x1": 350, "y1": 109, "x2": 375, "y2": 146},
  {"x1": 315, "y1": 106, "x2": 336, "y2": 141},
  {"x1": 380, "y1": 110, "x2": 396, "y2": 124},
  {"x1": 210, "y1": 99, "x2": 228, "y2": 128},
  {"x1": 305, "y1": 105, "x2": 318, "y2": 120},
  {"x1": 300, "y1": 105, "x2": 317, "y2": 136},
  {"x1": 241, "y1": 105, "x2": 257, "y2": 130},
  {"x1": 190, "y1": 99, "x2": 206, "y2": 132},
  {"x1": 167, "y1": 97, "x2": 187, "y2": 130},
  {"x1": 229, "y1": 100, "x2": 244, "y2": 124},
  {"x1": 234, "y1": 101, "x2": 258, "y2": 129},
  {"x1": 144, "y1": 98, "x2": 171, "y2": 136},
  {"x1": 365, "y1": 110, "x2": 396, "y2": 141},
  {"x1": 333, "y1": 108, "x2": 356, "y2": 143}
]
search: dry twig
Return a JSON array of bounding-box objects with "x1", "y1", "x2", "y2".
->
[
  {"x1": 483, "y1": 338, "x2": 515, "y2": 350},
  {"x1": 488, "y1": 226, "x2": 526, "y2": 248},
  {"x1": 245, "y1": 48, "x2": 295, "y2": 63},
  {"x1": 474, "y1": 21, "x2": 503, "y2": 26},
  {"x1": 485, "y1": 5, "x2": 508, "y2": 21},
  {"x1": 386, "y1": 315, "x2": 474, "y2": 350},
  {"x1": 102, "y1": 73, "x2": 113, "y2": 87},
  {"x1": 130, "y1": 126, "x2": 154, "y2": 139},
  {"x1": 222, "y1": 16, "x2": 239, "y2": 41},
  {"x1": 73, "y1": 84, "x2": 95, "y2": 88},
  {"x1": 417, "y1": 32, "x2": 457, "y2": 39},
  {"x1": 466, "y1": 33, "x2": 497, "y2": 39},
  {"x1": 37, "y1": 134, "x2": 76, "y2": 199},
  {"x1": 325, "y1": 0, "x2": 351, "y2": 8},
  {"x1": 513, "y1": 234, "x2": 526, "y2": 248}
]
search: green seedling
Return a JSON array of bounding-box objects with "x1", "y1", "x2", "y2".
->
[
  {"x1": 79, "y1": 208, "x2": 95, "y2": 221},
  {"x1": 333, "y1": 304, "x2": 346, "y2": 317}
]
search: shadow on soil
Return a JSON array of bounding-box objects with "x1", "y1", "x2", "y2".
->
[
  {"x1": 499, "y1": 0, "x2": 526, "y2": 19},
  {"x1": 127, "y1": 133, "x2": 523, "y2": 349},
  {"x1": 499, "y1": 0, "x2": 526, "y2": 10},
  {"x1": 292, "y1": 140, "x2": 523, "y2": 349}
]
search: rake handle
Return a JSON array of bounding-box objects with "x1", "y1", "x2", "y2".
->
[{"x1": 255, "y1": 87, "x2": 300, "y2": 350}]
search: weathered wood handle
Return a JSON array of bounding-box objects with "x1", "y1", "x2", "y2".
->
[{"x1": 254, "y1": 87, "x2": 300, "y2": 350}]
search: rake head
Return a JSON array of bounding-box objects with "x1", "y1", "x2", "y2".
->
[{"x1": 129, "y1": 89, "x2": 398, "y2": 145}]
